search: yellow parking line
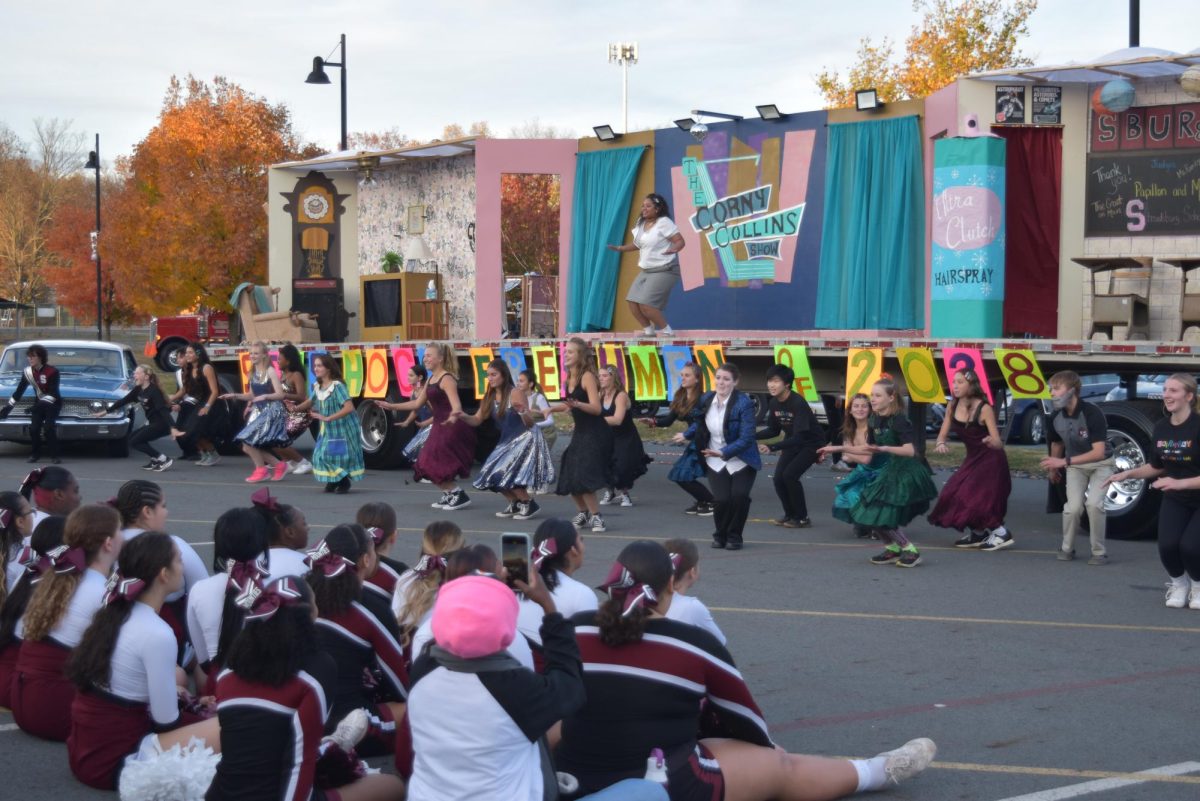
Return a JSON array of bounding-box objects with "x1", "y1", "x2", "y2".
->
[{"x1": 925, "y1": 760, "x2": 1200, "y2": 785}]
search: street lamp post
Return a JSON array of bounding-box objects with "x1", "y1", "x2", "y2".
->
[
  {"x1": 306, "y1": 33, "x2": 348, "y2": 151},
  {"x1": 607, "y1": 42, "x2": 639, "y2": 134},
  {"x1": 84, "y1": 135, "x2": 102, "y2": 341}
]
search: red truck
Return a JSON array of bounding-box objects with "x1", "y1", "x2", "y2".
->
[{"x1": 144, "y1": 309, "x2": 232, "y2": 371}]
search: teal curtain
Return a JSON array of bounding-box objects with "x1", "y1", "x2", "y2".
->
[
  {"x1": 567, "y1": 146, "x2": 646, "y2": 332},
  {"x1": 815, "y1": 116, "x2": 925, "y2": 329}
]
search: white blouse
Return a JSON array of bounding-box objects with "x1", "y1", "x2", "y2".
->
[{"x1": 704, "y1": 395, "x2": 747, "y2": 474}]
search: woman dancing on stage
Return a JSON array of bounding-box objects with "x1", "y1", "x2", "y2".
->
[
  {"x1": 929, "y1": 368, "x2": 1014, "y2": 551},
  {"x1": 598, "y1": 365, "x2": 651, "y2": 508},
  {"x1": 376, "y1": 345, "x2": 476, "y2": 510},
  {"x1": 641, "y1": 362, "x2": 714, "y2": 516},
  {"x1": 548, "y1": 337, "x2": 613, "y2": 532},
  {"x1": 462, "y1": 359, "x2": 555, "y2": 520},
  {"x1": 607, "y1": 193, "x2": 686, "y2": 337}
]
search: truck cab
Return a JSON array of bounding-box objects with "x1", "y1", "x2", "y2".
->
[{"x1": 145, "y1": 309, "x2": 231, "y2": 371}]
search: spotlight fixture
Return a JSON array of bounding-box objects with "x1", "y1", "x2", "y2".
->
[
  {"x1": 593, "y1": 124, "x2": 621, "y2": 142},
  {"x1": 855, "y1": 89, "x2": 883, "y2": 112},
  {"x1": 755, "y1": 104, "x2": 785, "y2": 121},
  {"x1": 356, "y1": 154, "x2": 380, "y2": 187},
  {"x1": 673, "y1": 117, "x2": 696, "y2": 131}
]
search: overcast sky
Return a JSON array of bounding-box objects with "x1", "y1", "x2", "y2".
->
[{"x1": 3, "y1": 0, "x2": 1198, "y2": 164}]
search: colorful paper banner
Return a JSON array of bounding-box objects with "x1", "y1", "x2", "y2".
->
[
  {"x1": 896, "y1": 348, "x2": 945, "y2": 404},
  {"x1": 497, "y1": 347, "x2": 528, "y2": 380},
  {"x1": 994, "y1": 348, "x2": 1051, "y2": 399},
  {"x1": 692, "y1": 345, "x2": 725, "y2": 391},
  {"x1": 595, "y1": 343, "x2": 628, "y2": 389},
  {"x1": 342, "y1": 350, "x2": 364, "y2": 397},
  {"x1": 530, "y1": 346, "x2": 561, "y2": 400},
  {"x1": 941, "y1": 347, "x2": 994, "y2": 404},
  {"x1": 468, "y1": 347, "x2": 496, "y2": 400},
  {"x1": 238, "y1": 351, "x2": 253, "y2": 393},
  {"x1": 627, "y1": 345, "x2": 667, "y2": 401},
  {"x1": 363, "y1": 348, "x2": 390, "y2": 399},
  {"x1": 772, "y1": 345, "x2": 819, "y2": 401},
  {"x1": 391, "y1": 347, "x2": 417, "y2": 396},
  {"x1": 845, "y1": 348, "x2": 883, "y2": 399},
  {"x1": 661, "y1": 346, "x2": 694, "y2": 398}
]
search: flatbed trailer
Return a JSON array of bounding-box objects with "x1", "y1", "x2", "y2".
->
[{"x1": 205, "y1": 333, "x2": 1200, "y2": 540}]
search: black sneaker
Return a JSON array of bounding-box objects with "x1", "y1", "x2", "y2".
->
[
  {"x1": 141, "y1": 460, "x2": 159, "y2": 470},
  {"x1": 870, "y1": 548, "x2": 902, "y2": 565},
  {"x1": 513, "y1": 499, "x2": 540, "y2": 520},
  {"x1": 442, "y1": 490, "x2": 471, "y2": 510},
  {"x1": 854, "y1": 525, "x2": 873, "y2": 539},
  {"x1": 495, "y1": 501, "x2": 518, "y2": 518},
  {"x1": 783, "y1": 518, "x2": 811, "y2": 529},
  {"x1": 954, "y1": 530, "x2": 989, "y2": 548},
  {"x1": 152, "y1": 457, "x2": 174, "y2": 472},
  {"x1": 711, "y1": 538, "x2": 726, "y2": 549},
  {"x1": 26, "y1": 455, "x2": 39, "y2": 464},
  {"x1": 772, "y1": 517, "x2": 791, "y2": 526},
  {"x1": 896, "y1": 549, "x2": 922, "y2": 568},
  {"x1": 571, "y1": 511, "x2": 591, "y2": 528},
  {"x1": 334, "y1": 477, "x2": 351, "y2": 494},
  {"x1": 696, "y1": 503, "x2": 715, "y2": 517},
  {"x1": 725, "y1": 542, "x2": 743, "y2": 551},
  {"x1": 431, "y1": 491, "x2": 451, "y2": 509},
  {"x1": 979, "y1": 531, "x2": 1014, "y2": 552},
  {"x1": 684, "y1": 503, "x2": 701, "y2": 515}
]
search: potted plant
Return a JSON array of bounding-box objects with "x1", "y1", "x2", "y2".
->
[{"x1": 381, "y1": 251, "x2": 403, "y2": 274}]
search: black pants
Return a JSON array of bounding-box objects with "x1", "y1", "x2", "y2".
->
[
  {"x1": 130, "y1": 421, "x2": 171, "y2": 460},
  {"x1": 772, "y1": 446, "x2": 818, "y2": 520},
  {"x1": 676, "y1": 479, "x2": 714, "y2": 504},
  {"x1": 30, "y1": 402, "x2": 60, "y2": 459},
  {"x1": 174, "y1": 403, "x2": 199, "y2": 457},
  {"x1": 706, "y1": 465, "x2": 756, "y2": 545},
  {"x1": 1158, "y1": 494, "x2": 1200, "y2": 580}
]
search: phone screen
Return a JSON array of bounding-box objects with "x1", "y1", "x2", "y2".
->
[{"x1": 500, "y1": 533, "x2": 531, "y2": 589}]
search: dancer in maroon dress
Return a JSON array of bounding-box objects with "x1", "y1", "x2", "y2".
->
[
  {"x1": 928, "y1": 368, "x2": 1013, "y2": 551},
  {"x1": 376, "y1": 344, "x2": 476, "y2": 511}
]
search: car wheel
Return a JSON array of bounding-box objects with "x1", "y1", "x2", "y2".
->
[
  {"x1": 1020, "y1": 408, "x2": 1045, "y2": 445},
  {"x1": 1094, "y1": 401, "x2": 1162, "y2": 540},
  {"x1": 155, "y1": 340, "x2": 187, "y2": 372}
]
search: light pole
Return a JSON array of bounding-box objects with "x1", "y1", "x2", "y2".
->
[
  {"x1": 306, "y1": 33, "x2": 348, "y2": 151},
  {"x1": 607, "y1": 42, "x2": 638, "y2": 134},
  {"x1": 84, "y1": 136, "x2": 102, "y2": 341}
]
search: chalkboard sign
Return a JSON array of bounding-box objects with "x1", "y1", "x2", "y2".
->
[{"x1": 1085, "y1": 149, "x2": 1200, "y2": 236}]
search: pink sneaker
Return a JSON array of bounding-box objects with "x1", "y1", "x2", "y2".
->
[
  {"x1": 245, "y1": 466, "x2": 270, "y2": 483},
  {"x1": 270, "y1": 461, "x2": 288, "y2": 482}
]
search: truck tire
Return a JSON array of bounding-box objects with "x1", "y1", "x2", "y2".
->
[
  {"x1": 155, "y1": 339, "x2": 188, "y2": 372},
  {"x1": 357, "y1": 388, "x2": 414, "y2": 470},
  {"x1": 1095, "y1": 401, "x2": 1162, "y2": 540},
  {"x1": 216, "y1": 374, "x2": 247, "y2": 456}
]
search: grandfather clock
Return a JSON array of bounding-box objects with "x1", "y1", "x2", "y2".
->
[{"x1": 280, "y1": 171, "x2": 352, "y2": 342}]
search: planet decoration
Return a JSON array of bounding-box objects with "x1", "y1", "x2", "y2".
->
[
  {"x1": 1090, "y1": 86, "x2": 1110, "y2": 116},
  {"x1": 1181, "y1": 65, "x2": 1200, "y2": 99},
  {"x1": 1099, "y1": 79, "x2": 1136, "y2": 113}
]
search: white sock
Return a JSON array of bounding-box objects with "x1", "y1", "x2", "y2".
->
[
  {"x1": 992, "y1": 525, "x2": 1008, "y2": 538},
  {"x1": 659, "y1": 325, "x2": 674, "y2": 335},
  {"x1": 642, "y1": 325, "x2": 655, "y2": 335},
  {"x1": 851, "y1": 756, "x2": 888, "y2": 792}
]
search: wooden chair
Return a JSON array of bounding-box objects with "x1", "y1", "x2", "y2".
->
[
  {"x1": 1072, "y1": 256, "x2": 1153, "y2": 340},
  {"x1": 407, "y1": 300, "x2": 449, "y2": 340},
  {"x1": 233, "y1": 285, "x2": 321, "y2": 344},
  {"x1": 1159, "y1": 258, "x2": 1200, "y2": 338}
]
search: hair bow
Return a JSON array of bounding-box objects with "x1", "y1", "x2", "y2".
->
[
  {"x1": 226, "y1": 554, "x2": 269, "y2": 595},
  {"x1": 365, "y1": 527, "x2": 386, "y2": 547},
  {"x1": 238, "y1": 576, "x2": 305, "y2": 623},
  {"x1": 305, "y1": 540, "x2": 354, "y2": 578},
  {"x1": 532, "y1": 538, "x2": 558, "y2": 570},
  {"x1": 597, "y1": 561, "x2": 658, "y2": 617},
  {"x1": 412, "y1": 552, "x2": 447, "y2": 578},
  {"x1": 250, "y1": 487, "x2": 280, "y2": 514},
  {"x1": 668, "y1": 551, "x2": 683, "y2": 572},
  {"x1": 45, "y1": 544, "x2": 87, "y2": 576},
  {"x1": 18, "y1": 468, "x2": 44, "y2": 499},
  {"x1": 0, "y1": 508, "x2": 11, "y2": 531},
  {"x1": 16, "y1": 544, "x2": 38, "y2": 570},
  {"x1": 103, "y1": 571, "x2": 147, "y2": 606}
]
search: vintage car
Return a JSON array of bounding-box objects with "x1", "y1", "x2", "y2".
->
[{"x1": 0, "y1": 340, "x2": 139, "y2": 456}]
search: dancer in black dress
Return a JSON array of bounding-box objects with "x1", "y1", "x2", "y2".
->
[
  {"x1": 598, "y1": 365, "x2": 651, "y2": 508},
  {"x1": 547, "y1": 337, "x2": 613, "y2": 532}
]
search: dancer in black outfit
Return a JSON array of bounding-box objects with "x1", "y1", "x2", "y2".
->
[
  {"x1": 756, "y1": 364, "x2": 823, "y2": 528},
  {"x1": 1, "y1": 344, "x2": 62, "y2": 463},
  {"x1": 101, "y1": 365, "x2": 175, "y2": 471}
]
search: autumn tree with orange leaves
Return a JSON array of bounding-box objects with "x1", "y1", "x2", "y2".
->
[
  {"x1": 815, "y1": 0, "x2": 1037, "y2": 108},
  {"x1": 501, "y1": 174, "x2": 560, "y2": 278},
  {"x1": 103, "y1": 76, "x2": 320, "y2": 318}
]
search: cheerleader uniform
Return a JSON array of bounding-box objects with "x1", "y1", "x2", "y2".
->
[
  {"x1": 664, "y1": 593, "x2": 727, "y2": 646},
  {"x1": 557, "y1": 614, "x2": 774, "y2": 801},
  {"x1": 234, "y1": 371, "x2": 291, "y2": 450},
  {"x1": 11, "y1": 567, "x2": 107, "y2": 740},
  {"x1": 555, "y1": 382, "x2": 613, "y2": 496},
  {"x1": 515, "y1": 570, "x2": 599, "y2": 670},
  {"x1": 413, "y1": 377, "x2": 476, "y2": 484},
  {"x1": 363, "y1": 555, "x2": 406, "y2": 607},
  {"x1": 68, "y1": 602, "x2": 205, "y2": 790},
  {"x1": 310, "y1": 381, "x2": 366, "y2": 487},
  {"x1": 206, "y1": 654, "x2": 338, "y2": 801},
  {"x1": 313, "y1": 600, "x2": 409, "y2": 756},
  {"x1": 267, "y1": 547, "x2": 310, "y2": 581},
  {"x1": 123, "y1": 528, "x2": 209, "y2": 663},
  {"x1": 602, "y1": 395, "x2": 651, "y2": 490},
  {"x1": 473, "y1": 401, "x2": 556, "y2": 495},
  {"x1": 185, "y1": 571, "x2": 233, "y2": 686}
]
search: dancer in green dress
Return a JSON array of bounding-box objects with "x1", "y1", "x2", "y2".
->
[{"x1": 291, "y1": 353, "x2": 364, "y2": 494}]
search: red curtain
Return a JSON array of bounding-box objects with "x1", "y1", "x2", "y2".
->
[{"x1": 995, "y1": 127, "x2": 1062, "y2": 338}]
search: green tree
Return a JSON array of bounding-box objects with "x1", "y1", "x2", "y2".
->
[{"x1": 816, "y1": 0, "x2": 1037, "y2": 107}]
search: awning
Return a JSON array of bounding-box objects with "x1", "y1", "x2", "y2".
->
[
  {"x1": 969, "y1": 46, "x2": 1200, "y2": 84},
  {"x1": 273, "y1": 136, "x2": 478, "y2": 172}
]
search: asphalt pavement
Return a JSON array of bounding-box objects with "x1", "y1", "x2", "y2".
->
[{"x1": 1, "y1": 435, "x2": 1198, "y2": 800}]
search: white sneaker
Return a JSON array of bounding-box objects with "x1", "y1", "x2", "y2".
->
[
  {"x1": 325, "y1": 708, "x2": 369, "y2": 751},
  {"x1": 1189, "y1": 584, "x2": 1200, "y2": 610},
  {"x1": 619, "y1": 493, "x2": 633, "y2": 507},
  {"x1": 1166, "y1": 580, "x2": 1190, "y2": 609},
  {"x1": 880, "y1": 737, "x2": 937, "y2": 785},
  {"x1": 598, "y1": 489, "x2": 614, "y2": 506},
  {"x1": 571, "y1": 511, "x2": 591, "y2": 528},
  {"x1": 432, "y1": 491, "x2": 451, "y2": 509},
  {"x1": 591, "y1": 514, "x2": 607, "y2": 533},
  {"x1": 206, "y1": 451, "x2": 221, "y2": 466}
]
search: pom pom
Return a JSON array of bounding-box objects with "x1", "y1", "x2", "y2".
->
[{"x1": 119, "y1": 736, "x2": 220, "y2": 801}]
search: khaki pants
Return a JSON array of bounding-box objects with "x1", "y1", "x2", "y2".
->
[{"x1": 1062, "y1": 458, "x2": 1114, "y2": 557}]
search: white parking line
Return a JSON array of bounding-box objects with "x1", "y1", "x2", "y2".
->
[
  {"x1": 995, "y1": 761, "x2": 1200, "y2": 800},
  {"x1": 0, "y1": 723, "x2": 18, "y2": 732}
]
